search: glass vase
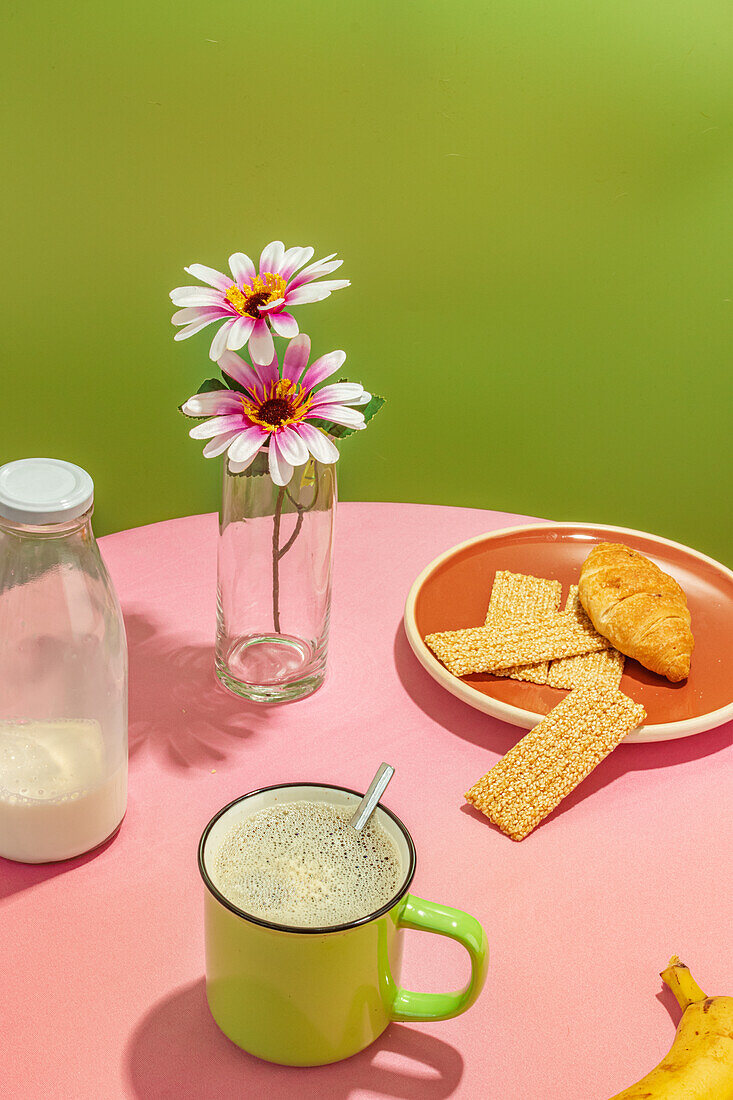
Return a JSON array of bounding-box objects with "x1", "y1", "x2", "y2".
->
[{"x1": 215, "y1": 452, "x2": 336, "y2": 702}]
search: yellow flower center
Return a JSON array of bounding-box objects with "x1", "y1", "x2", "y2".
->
[
  {"x1": 242, "y1": 379, "x2": 311, "y2": 432},
  {"x1": 225, "y1": 272, "x2": 287, "y2": 318}
]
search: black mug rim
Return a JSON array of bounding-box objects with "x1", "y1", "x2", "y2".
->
[{"x1": 198, "y1": 783, "x2": 418, "y2": 935}]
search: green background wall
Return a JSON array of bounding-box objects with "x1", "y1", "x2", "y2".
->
[{"x1": 3, "y1": 1, "x2": 731, "y2": 562}]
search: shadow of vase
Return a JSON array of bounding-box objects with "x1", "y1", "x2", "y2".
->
[{"x1": 125, "y1": 609, "x2": 275, "y2": 773}]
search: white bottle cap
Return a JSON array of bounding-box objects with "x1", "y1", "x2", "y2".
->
[{"x1": 0, "y1": 458, "x2": 94, "y2": 524}]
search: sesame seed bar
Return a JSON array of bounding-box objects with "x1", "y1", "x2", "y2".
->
[
  {"x1": 465, "y1": 687, "x2": 646, "y2": 840},
  {"x1": 486, "y1": 571, "x2": 562, "y2": 684},
  {"x1": 547, "y1": 587, "x2": 625, "y2": 690},
  {"x1": 425, "y1": 607, "x2": 611, "y2": 678}
]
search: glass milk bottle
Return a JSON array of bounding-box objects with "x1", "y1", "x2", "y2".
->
[{"x1": 0, "y1": 459, "x2": 127, "y2": 862}]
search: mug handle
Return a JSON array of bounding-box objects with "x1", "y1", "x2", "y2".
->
[{"x1": 389, "y1": 894, "x2": 488, "y2": 1022}]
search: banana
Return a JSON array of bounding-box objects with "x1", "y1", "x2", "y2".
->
[{"x1": 609, "y1": 956, "x2": 733, "y2": 1099}]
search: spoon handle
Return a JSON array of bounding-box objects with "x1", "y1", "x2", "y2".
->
[{"x1": 349, "y1": 763, "x2": 395, "y2": 832}]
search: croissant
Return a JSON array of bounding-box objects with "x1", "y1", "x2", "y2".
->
[{"x1": 578, "y1": 542, "x2": 693, "y2": 682}]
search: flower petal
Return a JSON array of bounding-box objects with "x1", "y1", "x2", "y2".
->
[
  {"x1": 281, "y1": 333, "x2": 311, "y2": 383},
  {"x1": 259, "y1": 297, "x2": 285, "y2": 313},
  {"x1": 209, "y1": 320, "x2": 235, "y2": 362},
  {"x1": 172, "y1": 306, "x2": 229, "y2": 328},
  {"x1": 270, "y1": 311, "x2": 299, "y2": 338},
  {"x1": 226, "y1": 315, "x2": 255, "y2": 350},
  {"x1": 314, "y1": 279, "x2": 350, "y2": 291},
  {"x1": 259, "y1": 240, "x2": 285, "y2": 274},
  {"x1": 254, "y1": 351, "x2": 280, "y2": 391},
  {"x1": 184, "y1": 264, "x2": 232, "y2": 291},
  {"x1": 218, "y1": 349, "x2": 262, "y2": 396},
  {"x1": 287, "y1": 258, "x2": 343, "y2": 291},
  {"x1": 227, "y1": 425, "x2": 268, "y2": 464},
  {"x1": 307, "y1": 404, "x2": 366, "y2": 429},
  {"x1": 173, "y1": 314, "x2": 225, "y2": 340},
  {"x1": 170, "y1": 286, "x2": 226, "y2": 307},
  {"x1": 244, "y1": 334, "x2": 280, "y2": 389},
  {"x1": 279, "y1": 245, "x2": 315, "y2": 281},
  {"x1": 181, "y1": 391, "x2": 242, "y2": 417},
  {"x1": 300, "y1": 350, "x2": 346, "y2": 392},
  {"x1": 351, "y1": 389, "x2": 372, "y2": 406},
  {"x1": 312, "y1": 382, "x2": 365, "y2": 405},
  {"x1": 203, "y1": 430, "x2": 241, "y2": 458},
  {"x1": 296, "y1": 423, "x2": 340, "y2": 464},
  {"x1": 228, "y1": 450, "x2": 261, "y2": 474},
  {"x1": 189, "y1": 413, "x2": 244, "y2": 440},
  {"x1": 268, "y1": 435, "x2": 294, "y2": 486},
  {"x1": 229, "y1": 252, "x2": 257, "y2": 286},
  {"x1": 284, "y1": 284, "x2": 332, "y2": 306},
  {"x1": 287, "y1": 254, "x2": 340, "y2": 289},
  {"x1": 274, "y1": 425, "x2": 309, "y2": 466},
  {"x1": 248, "y1": 318, "x2": 275, "y2": 365},
  {"x1": 287, "y1": 280, "x2": 351, "y2": 306},
  {"x1": 172, "y1": 307, "x2": 209, "y2": 326}
]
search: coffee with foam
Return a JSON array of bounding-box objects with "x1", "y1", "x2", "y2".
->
[{"x1": 212, "y1": 799, "x2": 403, "y2": 928}]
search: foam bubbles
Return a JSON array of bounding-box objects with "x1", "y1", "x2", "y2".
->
[{"x1": 213, "y1": 800, "x2": 404, "y2": 928}]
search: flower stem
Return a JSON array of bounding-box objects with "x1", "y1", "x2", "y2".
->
[
  {"x1": 278, "y1": 477, "x2": 320, "y2": 559},
  {"x1": 271, "y1": 467, "x2": 321, "y2": 633},
  {"x1": 272, "y1": 487, "x2": 285, "y2": 632}
]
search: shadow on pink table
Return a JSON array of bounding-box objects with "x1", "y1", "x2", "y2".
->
[
  {"x1": 125, "y1": 610, "x2": 271, "y2": 770},
  {"x1": 0, "y1": 831, "x2": 119, "y2": 904},
  {"x1": 124, "y1": 978, "x2": 464, "y2": 1098},
  {"x1": 0, "y1": 609, "x2": 271, "y2": 904},
  {"x1": 393, "y1": 621, "x2": 733, "y2": 832}
]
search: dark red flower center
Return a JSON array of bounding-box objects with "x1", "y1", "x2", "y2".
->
[{"x1": 258, "y1": 398, "x2": 293, "y2": 427}]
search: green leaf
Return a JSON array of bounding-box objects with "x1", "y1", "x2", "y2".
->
[
  {"x1": 178, "y1": 377, "x2": 230, "y2": 420},
  {"x1": 228, "y1": 448, "x2": 270, "y2": 478},
  {"x1": 359, "y1": 393, "x2": 386, "y2": 426},
  {"x1": 309, "y1": 420, "x2": 353, "y2": 439},
  {"x1": 197, "y1": 377, "x2": 228, "y2": 393},
  {"x1": 223, "y1": 373, "x2": 248, "y2": 395},
  {"x1": 311, "y1": 394, "x2": 385, "y2": 439}
]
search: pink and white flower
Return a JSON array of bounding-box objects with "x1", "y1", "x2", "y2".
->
[
  {"x1": 181, "y1": 334, "x2": 370, "y2": 486},
  {"x1": 170, "y1": 241, "x2": 350, "y2": 363}
]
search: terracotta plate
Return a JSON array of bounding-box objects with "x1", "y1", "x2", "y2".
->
[{"x1": 404, "y1": 523, "x2": 733, "y2": 743}]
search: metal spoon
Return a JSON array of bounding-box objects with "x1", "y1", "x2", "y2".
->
[{"x1": 348, "y1": 763, "x2": 395, "y2": 832}]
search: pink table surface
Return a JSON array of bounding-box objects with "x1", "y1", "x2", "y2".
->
[{"x1": 2, "y1": 502, "x2": 732, "y2": 1100}]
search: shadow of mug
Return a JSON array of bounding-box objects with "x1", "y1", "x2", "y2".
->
[{"x1": 124, "y1": 978, "x2": 464, "y2": 1099}]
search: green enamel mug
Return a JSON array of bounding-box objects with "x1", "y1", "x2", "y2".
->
[{"x1": 198, "y1": 783, "x2": 489, "y2": 1067}]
